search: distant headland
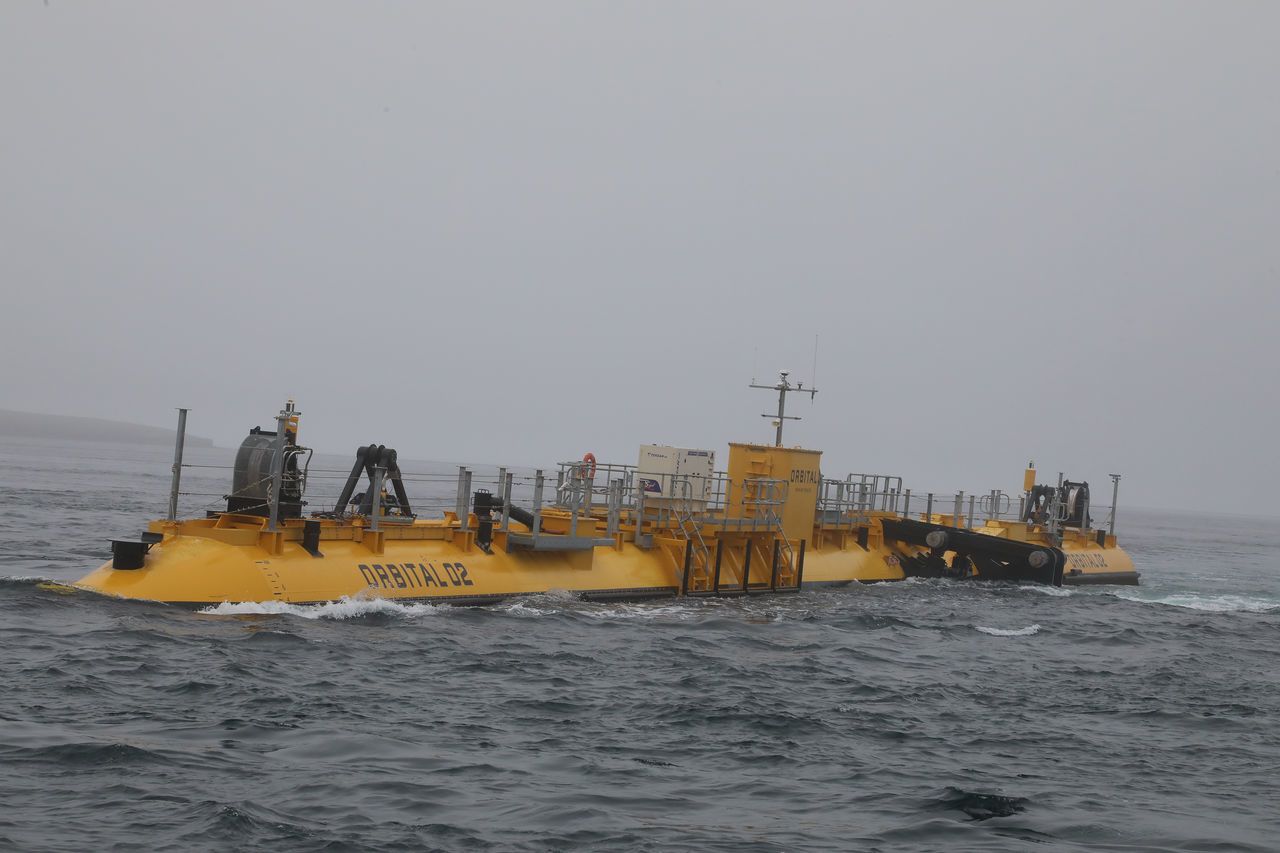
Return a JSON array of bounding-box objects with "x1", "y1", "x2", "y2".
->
[{"x1": 0, "y1": 409, "x2": 214, "y2": 448}]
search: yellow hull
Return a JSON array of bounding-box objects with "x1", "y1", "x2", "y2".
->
[
  {"x1": 1060, "y1": 544, "x2": 1139, "y2": 585},
  {"x1": 75, "y1": 525, "x2": 878, "y2": 606},
  {"x1": 74, "y1": 514, "x2": 1135, "y2": 606},
  {"x1": 967, "y1": 519, "x2": 1139, "y2": 585}
]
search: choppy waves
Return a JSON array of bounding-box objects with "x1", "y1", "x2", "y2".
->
[
  {"x1": 3, "y1": 572, "x2": 1279, "y2": 851},
  {"x1": 1, "y1": 437, "x2": 1279, "y2": 853}
]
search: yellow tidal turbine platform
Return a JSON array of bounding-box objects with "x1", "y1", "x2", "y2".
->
[{"x1": 75, "y1": 378, "x2": 1137, "y2": 607}]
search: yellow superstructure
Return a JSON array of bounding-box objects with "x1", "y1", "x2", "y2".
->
[{"x1": 725, "y1": 442, "x2": 822, "y2": 543}]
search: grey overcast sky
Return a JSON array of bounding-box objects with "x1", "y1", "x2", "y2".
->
[{"x1": 1, "y1": 2, "x2": 1277, "y2": 514}]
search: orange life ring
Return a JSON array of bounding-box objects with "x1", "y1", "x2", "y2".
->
[{"x1": 580, "y1": 452, "x2": 597, "y2": 479}]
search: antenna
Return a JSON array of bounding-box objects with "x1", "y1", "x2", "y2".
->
[
  {"x1": 810, "y1": 334, "x2": 819, "y2": 404},
  {"x1": 750, "y1": 369, "x2": 818, "y2": 447}
]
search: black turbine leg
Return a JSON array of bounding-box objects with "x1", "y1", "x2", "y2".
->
[
  {"x1": 713, "y1": 539, "x2": 723, "y2": 594},
  {"x1": 333, "y1": 447, "x2": 370, "y2": 514},
  {"x1": 680, "y1": 540, "x2": 692, "y2": 595}
]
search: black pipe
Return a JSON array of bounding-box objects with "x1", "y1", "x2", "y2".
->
[
  {"x1": 357, "y1": 445, "x2": 386, "y2": 516},
  {"x1": 1023, "y1": 484, "x2": 1056, "y2": 523},
  {"x1": 335, "y1": 445, "x2": 414, "y2": 518},
  {"x1": 465, "y1": 487, "x2": 537, "y2": 532},
  {"x1": 333, "y1": 446, "x2": 370, "y2": 514},
  {"x1": 387, "y1": 458, "x2": 412, "y2": 516},
  {"x1": 506, "y1": 505, "x2": 536, "y2": 529}
]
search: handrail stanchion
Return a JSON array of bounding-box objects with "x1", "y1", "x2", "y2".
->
[
  {"x1": 925, "y1": 492, "x2": 933, "y2": 523},
  {"x1": 267, "y1": 407, "x2": 288, "y2": 533},
  {"x1": 1108, "y1": 473, "x2": 1121, "y2": 535},
  {"x1": 1051, "y1": 472, "x2": 1065, "y2": 543},
  {"x1": 454, "y1": 466, "x2": 467, "y2": 528},
  {"x1": 532, "y1": 470, "x2": 544, "y2": 536},
  {"x1": 500, "y1": 473, "x2": 513, "y2": 533},
  {"x1": 953, "y1": 492, "x2": 962, "y2": 528},
  {"x1": 902, "y1": 489, "x2": 910, "y2": 520},
  {"x1": 167, "y1": 408, "x2": 189, "y2": 522},
  {"x1": 607, "y1": 479, "x2": 621, "y2": 538},
  {"x1": 570, "y1": 468, "x2": 580, "y2": 538},
  {"x1": 461, "y1": 469, "x2": 472, "y2": 532},
  {"x1": 370, "y1": 465, "x2": 385, "y2": 532},
  {"x1": 967, "y1": 494, "x2": 975, "y2": 529},
  {"x1": 634, "y1": 479, "x2": 646, "y2": 546}
]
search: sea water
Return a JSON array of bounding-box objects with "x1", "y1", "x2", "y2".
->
[{"x1": 1, "y1": 436, "x2": 1277, "y2": 851}]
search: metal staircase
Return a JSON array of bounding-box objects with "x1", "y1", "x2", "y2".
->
[
  {"x1": 670, "y1": 478, "x2": 711, "y2": 591},
  {"x1": 769, "y1": 512, "x2": 796, "y2": 585},
  {"x1": 743, "y1": 477, "x2": 796, "y2": 587}
]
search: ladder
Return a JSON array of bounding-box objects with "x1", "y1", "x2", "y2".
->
[
  {"x1": 761, "y1": 505, "x2": 796, "y2": 586},
  {"x1": 671, "y1": 478, "x2": 711, "y2": 591},
  {"x1": 744, "y1": 477, "x2": 796, "y2": 587}
]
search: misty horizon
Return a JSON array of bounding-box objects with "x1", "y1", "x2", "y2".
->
[{"x1": 2, "y1": 2, "x2": 1276, "y2": 515}]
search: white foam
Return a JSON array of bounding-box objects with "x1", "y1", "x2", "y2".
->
[
  {"x1": 199, "y1": 596, "x2": 442, "y2": 620},
  {"x1": 975, "y1": 624, "x2": 1042, "y2": 636},
  {"x1": 580, "y1": 603, "x2": 701, "y2": 621},
  {"x1": 497, "y1": 600, "x2": 559, "y2": 617},
  {"x1": 1112, "y1": 591, "x2": 1279, "y2": 614},
  {"x1": 1026, "y1": 585, "x2": 1073, "y2": 597},
  {"x1": 485, "y1": 597, "x2": 708, "y2": 622}
]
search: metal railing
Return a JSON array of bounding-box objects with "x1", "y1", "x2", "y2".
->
[
  {"x1": 816, "y1": 470, "x2": 1121, "y2": 546},
  {"x1": 161, "y1": 407, "x2": 1123, "y2": 551},
  {"x1": 408, "y1": 460, "x2": 792, "y2": 561}
]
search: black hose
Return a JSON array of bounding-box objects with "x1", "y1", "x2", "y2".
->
[{"x1": 507, "y1": 505, "x2": 536, "y2": 529}]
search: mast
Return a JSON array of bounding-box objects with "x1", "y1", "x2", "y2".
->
[{"x1": 750, "y1": 370, "x2": 818, "y2": 447}]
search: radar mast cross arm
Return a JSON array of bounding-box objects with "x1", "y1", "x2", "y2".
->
[{"x1": 749, "y1": 370, "x2": 818, "y2": 447}]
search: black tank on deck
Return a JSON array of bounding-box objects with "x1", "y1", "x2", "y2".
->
[{"x1": 226, "y1": 427, "x2": 306, "y2": 518}]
